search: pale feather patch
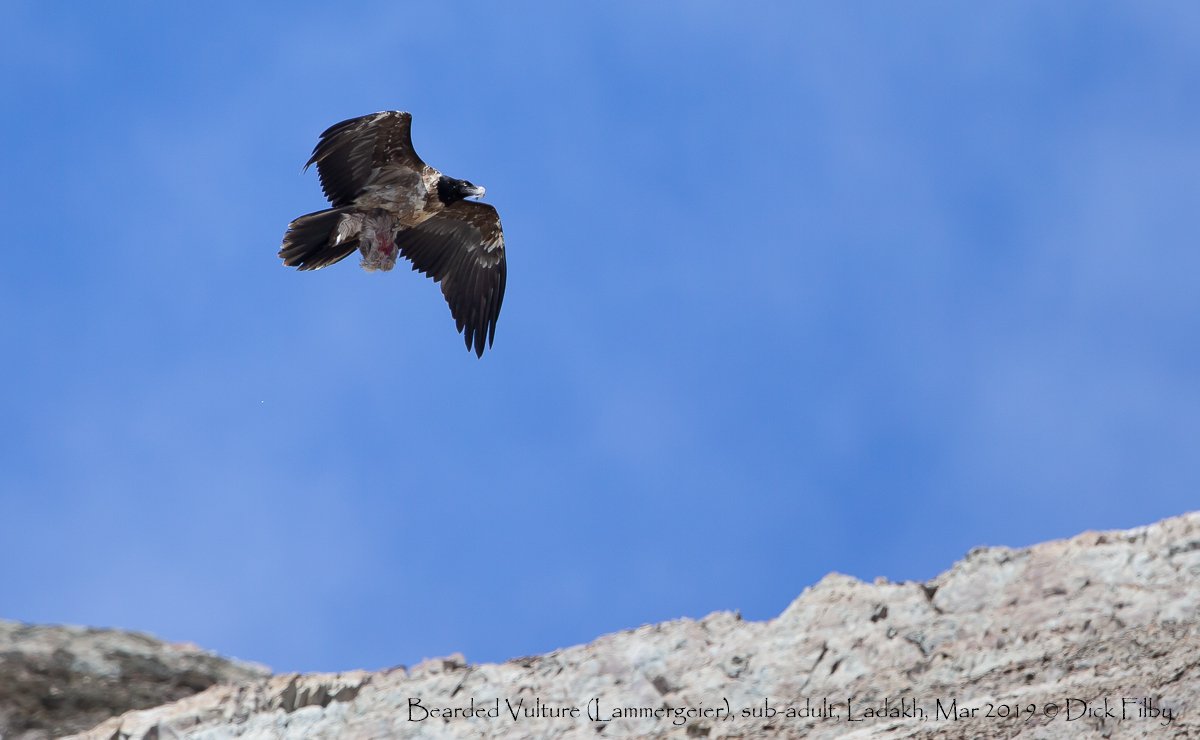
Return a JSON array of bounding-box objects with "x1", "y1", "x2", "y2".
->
[
  {"x1": 358, "y1": 211, "x2": 401, "y2": 272},
  {"x1": 334, "y1": 213, "x2": 364, "y2": 245}
]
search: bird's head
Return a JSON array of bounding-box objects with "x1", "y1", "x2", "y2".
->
[{"x1": 438, "y1": 176, "x2": 486, "y2": 204}]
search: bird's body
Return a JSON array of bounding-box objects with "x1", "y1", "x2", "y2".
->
[{"x1": 280, "y1": 111, "x2": 506, "y2": 356}]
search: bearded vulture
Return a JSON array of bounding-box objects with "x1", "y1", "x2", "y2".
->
[{"x1": 279, "y1": 111, "x2": 507, "y2": 357}]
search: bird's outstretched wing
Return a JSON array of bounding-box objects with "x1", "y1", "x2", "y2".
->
[
  {"x1": 304, "y1": 111, "x2": 428, "y2": 208},
  {"x1": 397, "y1": 201, "x2": 507, "y2": 357}
]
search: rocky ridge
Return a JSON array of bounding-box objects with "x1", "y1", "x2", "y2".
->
[
  {"x1": 6, "y1": 513, "x2": 1197, "y2": 739},
  {"x1": 0, "y1": 621, "x2": 268, "y2": 739}
]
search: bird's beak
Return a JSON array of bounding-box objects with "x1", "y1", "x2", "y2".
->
[{"x1": 468, "y1": 185, "x2": 487, "y2": 199}]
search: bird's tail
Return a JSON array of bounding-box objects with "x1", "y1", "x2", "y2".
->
[{"x1": 279, "y1": 207, "x2": 360, "y2": 270}]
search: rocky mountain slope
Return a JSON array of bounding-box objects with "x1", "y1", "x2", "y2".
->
[
  {"x1": 5, "y1": 513, "x2": 1197, "y2": 739},
  {"x1": 0, "y1": 622, "x2": 267, "y2": 739}
]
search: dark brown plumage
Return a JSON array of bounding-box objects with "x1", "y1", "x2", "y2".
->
[{"x1": 279, "y1": 111, "x2": 507, "y2": 357}]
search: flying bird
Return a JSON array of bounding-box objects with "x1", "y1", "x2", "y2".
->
[{"x1": 279, "y1": 111, "x2": 506, "y2": 357}]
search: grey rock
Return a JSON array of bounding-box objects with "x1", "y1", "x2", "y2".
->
[
  {"x1": 0, "y1": 622, "x2": 268, "y2": 740},
  {"x1": 59, "y1": 513, "x2": 1200, "y2": 738}
]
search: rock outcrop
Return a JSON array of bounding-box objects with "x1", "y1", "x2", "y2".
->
[
  {"x1": 0, "y1": 622, "x2": 268, "y2": 740},
  {"x1": 12, "y1": 513, "x2": 1200, "y2": 738}
]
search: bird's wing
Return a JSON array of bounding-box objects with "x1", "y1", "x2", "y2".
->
[
  {"x1": 304, "y1": 111, "x2": 428, "y2": 208},
  {"x1": 397, "y1": 201, "x2": 507, "y2": 357}
]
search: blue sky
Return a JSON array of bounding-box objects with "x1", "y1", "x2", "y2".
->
[{"x1": 2, "y1": 2, "x2": 1198, "y2": 673}]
